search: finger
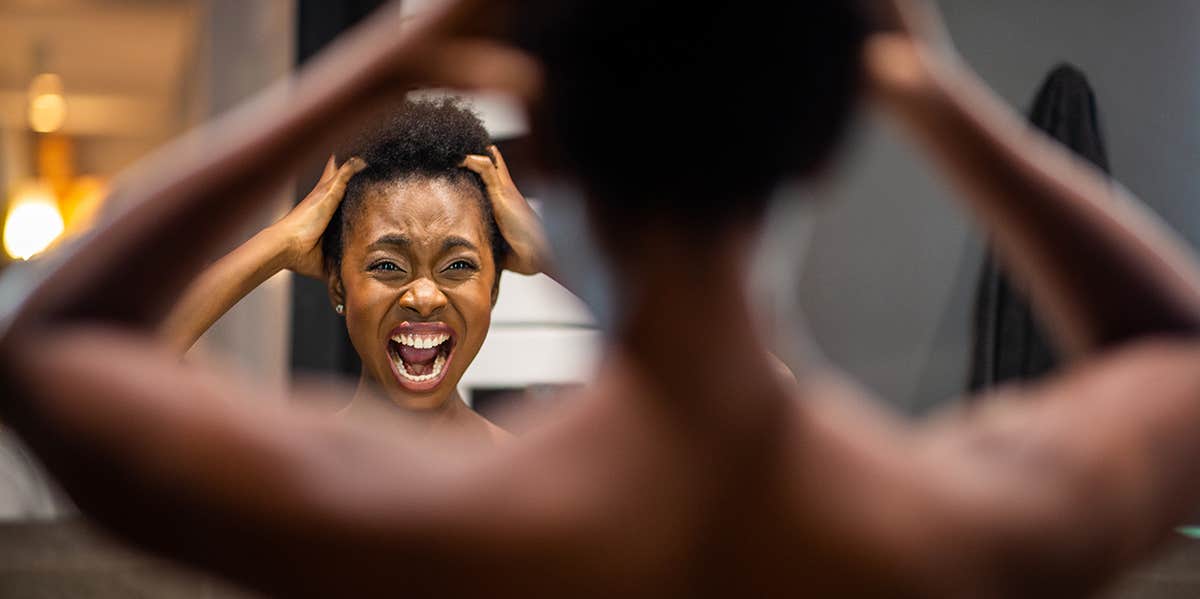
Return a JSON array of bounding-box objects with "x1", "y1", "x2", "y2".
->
[
  {"x1": 486, "y1": 145, "x2": 515, "y2": 184},
  {"x1": 321, "y1": 155, "x2": 338, "y2": 180},
  {"x1": 460, "y1": 154, "x2": 494, "y2": 175},
  {"x1": 344, "y1": 156, "x2": 368, "y2": 176},
  {"x1": 487, "y1": 145, "x2": 507, "y2": 169},
  {"x1": 333, "y1": 157, "x2": 367, "y2": 180},
  {"x1": 330, "y1": 157, "x2": 368, "y2": 192}
]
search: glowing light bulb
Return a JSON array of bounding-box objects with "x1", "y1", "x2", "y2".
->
[
  {"x1": 4, "y1": 183, "x2": 64, "y2": 260},
  {"x1": 27, "y1": 73, "x2": 67, "y2": 133}
]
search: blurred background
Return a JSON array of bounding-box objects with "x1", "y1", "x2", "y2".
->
[
  {"x1": 1, "y1": 0, "x2": 1199, "y2": 597},
  {"x1": 0, "y1": 0, "x2": 296, "y2": 388},
  {"x1": 0, "y1": 0, "x2": 294, "y2": 595}
]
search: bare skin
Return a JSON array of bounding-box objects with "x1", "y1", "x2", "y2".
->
[
  {"x1": 160, "y1": 146, "x2": 540, "y2": 444},
  {"x1": 461, "y1": 145, "x2": 551, "y2": 276},
  {"x1": 159, "y1": 155, "x2": 366, "y2": 354},
  {"x1": 332, "y1": 177, "x2": 499, "y2": 427},
  {"x1": 163, "y1": 144, "x2": 546, "y2": 354},
  {"x1": 4, "y1": 1, "x2": 1200, "y2": 598}
]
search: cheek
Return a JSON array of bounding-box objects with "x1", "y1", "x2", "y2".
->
[
  {"x1": 453, "y1": 279, "x2": 496, "y2": 342},
  {"x1": 342, "y1": 277, "x2": 394, "y2": 353}
]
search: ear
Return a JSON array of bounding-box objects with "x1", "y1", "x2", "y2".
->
[
  {"x1": 327, "y1": 268, "x2": 346, "y2": 315},
  {"x1": 491, "y1": 270, "x2": 503, "y2": 307}
]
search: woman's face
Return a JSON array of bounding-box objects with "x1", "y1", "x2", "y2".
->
[{"x1": 335, "y1": 177, "x2": 496, "y2": 411}]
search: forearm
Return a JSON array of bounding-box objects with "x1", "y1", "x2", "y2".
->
[
  {"x1": 890, "y1": 59, "x2": 1200, "y2": 355},
  {"x1": 916, "y1": 58, "x2": 1200, "y2": 579},
  {"x1": 159, "y1": 228, "x2": 293, "y2": 354}
]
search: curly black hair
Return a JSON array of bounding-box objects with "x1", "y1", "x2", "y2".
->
[
  {"x1": 511, "y1": 0, "x2": 867, "y2": 230},
  {"x1": 321, "y1": 97, "x2": 508, "y2": 277}
]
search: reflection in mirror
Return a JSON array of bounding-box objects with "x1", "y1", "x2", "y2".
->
[
  {"x1": 163, "y1": 97, "x2": 598, "y2": 445},
  {"x1": 0, "y1": 0, "x2": 606, "y2": 518}
]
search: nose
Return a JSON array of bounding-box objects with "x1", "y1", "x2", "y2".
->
[{"x1": 398, "y1": 277, "x2": 448, "y2": 318}]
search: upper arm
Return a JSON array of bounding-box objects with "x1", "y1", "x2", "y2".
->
[
  {"x1": 918, "y1": 339, "x2": 1200, "y2": 594},
  {"x1": 800, "y1": 347, "x2": 1200, "y2": 596}
]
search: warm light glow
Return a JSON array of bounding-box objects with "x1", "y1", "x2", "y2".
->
[
  {"x1": 27, "y1": 73, "x2": 67, "y2": 133},
  {"x1": 4, "y1": 183, "x2": 64, "y2": 260},
  {"x1": 29, "y1": 93, "x2": 67, "y2": 133},
  {"x1": 62, "y1": 176, "x2": 108, "y2": 234}
]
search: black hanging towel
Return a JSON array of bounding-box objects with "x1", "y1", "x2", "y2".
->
[{"x1": 968, "y1": 63, "x2": 1111, "y2": 392}]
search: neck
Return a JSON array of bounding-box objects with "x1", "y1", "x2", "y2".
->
[
  {"x1": 349, "y1": 375, "x2": 472, "y2": 436},
  {"x1": 608, "y1": 225, "x2": 790, "y2": 423}
]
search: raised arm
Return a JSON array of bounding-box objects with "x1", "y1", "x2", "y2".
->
[
  {"x1": 6, "y1": 324, "x2": 559, "y2": 598},
  {"x1": 869, "y1": 0, "x2": 1200, "y2": 356},
  {"x1": 0, "y1": 0, "x2": 547, "y2": 593},
  {"x1": 1, "y1": 0, "x2": 538, "y2": 340},
  {"x1": 160, "y1": 156, "x2": 365, "y2": 353},
  {"x1": 863, "y1": 1, "x2": 1200, "y2": 590}
]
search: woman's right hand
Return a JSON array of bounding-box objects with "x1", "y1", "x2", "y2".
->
[
  {"x1": 273, "y1": 155, "x2": 367, "y2": 279},
  {"x1": 863, "y1": 0, "x2": 960, "y2": 112}
]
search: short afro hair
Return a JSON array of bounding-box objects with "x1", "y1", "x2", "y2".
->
[
  {"x1": 321, "y1": 97, "x2": 509, "y2": 275},
  {"x1": 511, "y1": 0, "x2": 868, "y2": 229}
]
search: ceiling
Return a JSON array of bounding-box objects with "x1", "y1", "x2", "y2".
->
[{"x1": 0, "y1": 0, "x2": 201, "y2": 137}]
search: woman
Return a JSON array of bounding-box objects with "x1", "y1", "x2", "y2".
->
[
  {"x1": 161, "y1": 98, "x2": 548, "y2": 444},
  {"x1": 11, "y1": 1, "x2": 1200, "y2": 596}
]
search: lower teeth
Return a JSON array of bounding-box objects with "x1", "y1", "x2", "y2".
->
[{"x1": 396, "y1": 353, "x2": 446, "y2": 383}]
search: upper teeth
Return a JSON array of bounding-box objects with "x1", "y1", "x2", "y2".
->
[{"x1": 391, "y1": 333, "x2": 449, "y2": 349}]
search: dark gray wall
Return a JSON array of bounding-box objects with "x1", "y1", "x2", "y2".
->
[
  {"x1": 794, "y1": 0, "x2": 1200, "y2": 414},
  {"x1": 290, "y1": 0, "x2": 387, "y2": 380}
]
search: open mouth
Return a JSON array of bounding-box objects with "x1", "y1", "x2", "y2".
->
[{"x1": 386, "y1": 322, "x2": 456, "y2": 392}]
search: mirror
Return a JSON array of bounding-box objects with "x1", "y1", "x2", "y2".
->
[{"x1": 1, "y1": 2, "x2": 1199, "y2": 596}]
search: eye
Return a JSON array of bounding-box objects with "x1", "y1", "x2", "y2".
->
[
  {"x1": 445, "y1": 259, "x2": 477, "y2": 272},
  {"x1": 369, "y1": 260, "x2": 404, "y2": 273}
]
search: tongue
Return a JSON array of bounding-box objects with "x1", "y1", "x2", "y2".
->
[{"x1": 399, "y1": 344, "x2": 439, "y2": 365}]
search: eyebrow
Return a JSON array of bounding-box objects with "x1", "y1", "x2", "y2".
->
[
  {"x1": 367, "y1": 234, "x2": 412, "y2": 251},
  {"x1": 442, "y1": 236, "x2": 479, "y2": 254}
]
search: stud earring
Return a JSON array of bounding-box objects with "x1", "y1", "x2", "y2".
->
[{"x1": 335, "y1": 304, "x2": 344, "y2": 315}]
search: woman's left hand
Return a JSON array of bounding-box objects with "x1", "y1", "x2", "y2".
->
[{"x1": 461, "y1": 146, "x2": 549, "y2": 275}]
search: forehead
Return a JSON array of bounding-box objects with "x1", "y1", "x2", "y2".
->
[{"x1": 350, "y1": 177, "x2": 488, "y2": 249}]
